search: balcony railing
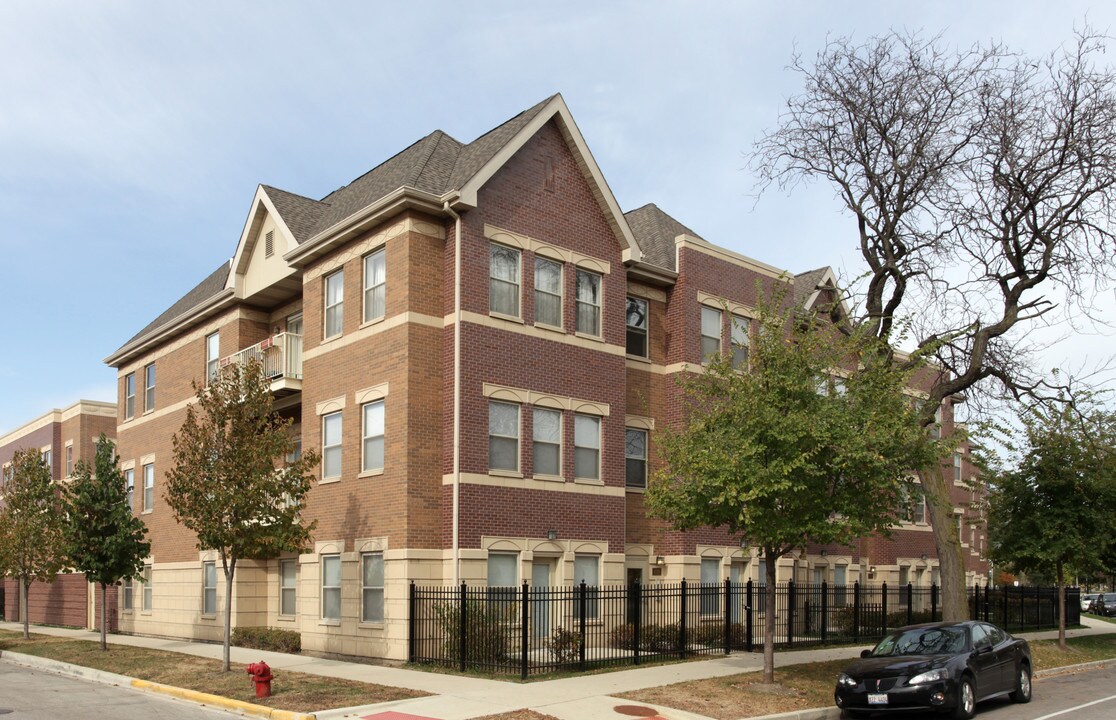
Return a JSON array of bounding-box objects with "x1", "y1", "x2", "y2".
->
[{"x1": 220, "y1": 333, "x2": 302, "y2": 394}]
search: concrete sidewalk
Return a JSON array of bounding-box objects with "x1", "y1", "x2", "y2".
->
[{"x1": 2, "y1": 617, "x2": 1112, "y2": 720}]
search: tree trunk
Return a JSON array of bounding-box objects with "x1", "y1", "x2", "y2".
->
[
  {"x1": 921, "y1": 469, "x2": 968, "y2": 621},
  {"x1": 21, "y1": 577, "x2": 30, "y2": 640},
  {"x1": 222, "y1": 557, "x2": 236, "y2": 672},
  {"x1": 100, "y1": 582, "x2": 108, "y2": 651},
  {"x1": 1056, "y1": 560, "x2": 1066, "y2": 650},
  {"x1": 763, "y1": 552, "x2": 778, "y2": 684}
]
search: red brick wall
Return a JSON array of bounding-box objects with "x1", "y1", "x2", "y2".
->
[{"x1": 2, "y1": 573, "x2": 89, "y2": 628}]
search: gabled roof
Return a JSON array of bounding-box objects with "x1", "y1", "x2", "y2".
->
[
  {"x1": 108, "y1": 94, "x2": 644, "y2": 365},
  {"x1": 793, "y1": 267, "x2": 831, "y2": 309},
  {"x1": 624, "y1": 203, "x2": 705, "y2": 272}
]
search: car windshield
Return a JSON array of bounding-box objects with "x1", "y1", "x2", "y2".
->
[{"x1": 871, "y1": 627, "x2": 968, "y2": 656}]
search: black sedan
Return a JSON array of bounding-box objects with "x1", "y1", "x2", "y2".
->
[{"x1": 834, "y1": 620, "x2": 1032, "y2": 719}]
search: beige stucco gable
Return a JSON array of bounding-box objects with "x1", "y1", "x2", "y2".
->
[{"x1": 230, "y1": 187, "x2": 301, "y2": 302}]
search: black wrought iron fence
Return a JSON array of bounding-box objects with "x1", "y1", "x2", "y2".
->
[{"x1": 409, "y1": 581, "x2": 1080, "y2": 677}]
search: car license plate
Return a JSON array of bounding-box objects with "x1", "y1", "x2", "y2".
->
[{"x1": 867, "y1": 693, "x2": 888, "y2": 705}]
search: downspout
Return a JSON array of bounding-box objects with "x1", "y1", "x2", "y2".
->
[{"x1": 443, "y1": 201, "x2": 463, "y2": 586}]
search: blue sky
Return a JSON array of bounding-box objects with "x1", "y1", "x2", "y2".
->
[{"x1": 2, "y1": 1, "x2": 1114, "y2": 434}]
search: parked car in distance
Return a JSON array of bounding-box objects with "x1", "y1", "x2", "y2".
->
[
  {"x1": 834, "y1": 620, "x2": 1031, "y2": 719},
  {"x1": 1081, "y1": 593, "x2": 1100, "y2": 612},
  {"x1": 1094, "y1": 592, "x2": 1116, "y2": 617}
]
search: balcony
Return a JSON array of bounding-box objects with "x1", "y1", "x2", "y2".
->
[{"x1": 220, "y1": 333, "x2": 302, "y2": 396}]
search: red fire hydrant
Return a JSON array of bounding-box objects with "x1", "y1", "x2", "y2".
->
[{"x1": 246, "y1": 660, "x2": 273, "y2": 698}]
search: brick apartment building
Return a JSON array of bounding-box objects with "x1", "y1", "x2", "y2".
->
[
  {"x1": 103, "y1": 94, "x2": 988, "y2": 660},
  {"x1": 1, "y1": 399, "x2": 118, "y2": 627}
]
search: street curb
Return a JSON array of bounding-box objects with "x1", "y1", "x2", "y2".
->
[
  {"x1": 0, "y1": 649, "x2": 314, "y2": 720},
  {"x1": 1035, "y1": 657, "x2": 1112, "y2": 677}
]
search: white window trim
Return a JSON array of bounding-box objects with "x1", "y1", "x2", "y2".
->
[
  {"x1": 626, "y1": 296, "x2": 649, "y2": 359},
  {"x1": 324, "y1": 269, "x2": 345, "y2": 340},
  {"x1": 362, "y1": 248, "x2": 387, "y2": 325},
  {"x1": 124, "y1": 373, "x2": 136, "y2": 420},
  {"x1": 360, "y1": 551, "x2": 385, "y2": 625},
  {"x1": 144, "y1": 362, "x2": 156, "y2": 413},
  {"x1": 534, "y1": 256, "x2": 564, "y2": 329},
  {"x1": 700, "y1": 305, "x2": 722, "y2": 365},
  {"x1": 625, "y1": 427, "x2": 648, "y2": 490},
  {"x1": 321, "y1": 411, "x2": 343, "y2": 481},
  {"x1": 206, "y1": 332, "x2": 220, "y2": 383},
  {"x1": 360, "y1": 400, "x2": 385, "y2": 477},
  {"x1": 142, "y1": 463, "x2": 154, "y2": 513},
  {"x1": 279, "y1": 559, "x2": 297, "y2": 617},
  {"x1": 575, "y1": 268, "x2": 603, "y2": 338},
  {"x1": 489, "y1": 242, "x2": 522, "y2": 320},
  {"x1": 202, "y1": 561, "x2": 217, "y2": 616},
  {"x1": 531, "y1": 406, "x2": 563, "y2": 480},
  {"x1": 488, "y1": 400, "x2": 521, "y2": 476},
  {"x1": 320, "y1": 554, "x2": 341, "y2": 623},
  {"x1": 573, "y1": 412, "x2": 601, "y2": 482}
]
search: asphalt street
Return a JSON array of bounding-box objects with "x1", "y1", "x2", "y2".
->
[
  {"x1": 973, "y1": 664, "x2": 1116, "y2": 720},
  {"x1": 0, "y1": 660, "x2": 237, "y2": 720}
]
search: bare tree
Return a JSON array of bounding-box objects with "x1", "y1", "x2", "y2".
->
[{"x1": 755, "y1": 29, "x2": 1116, "y2": 620}]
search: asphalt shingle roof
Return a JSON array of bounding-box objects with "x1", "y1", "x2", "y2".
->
[
  {"x1": 111, "y1": 96, "x2": 559, "y2": 360},
  {"x1": 623, "y1": 203, "x2": 705, "y2": 272},
  {"x1": 793, "y1": 267, "x2": 830, "y2": 309}
]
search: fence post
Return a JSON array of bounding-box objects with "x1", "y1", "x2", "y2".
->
[
  {"x1": 881, "y1": 581, "x2": 888, "y2": 637},
  {"x1": 931, "y1": 583, "x2": 938, "y2": 622},
  {"x1": 458, "y1": 582, "x2": 467, "y2": 673},
  {"x1": 906, "y1": 583, "x2": 913, "y2": 625},
  {"x1": 679, "y1": 578, "x2": 688, "y2": 659},
  {"x1": 408, "y1": 581, "x2": 416, "y2": 663},
  {"x1": 1019, "y1": 586, "x2": 1025, "y2": 631},
  {"x1": 724, "y1": 578, "x2": 732, "y2": 655},
  {"x1": 983, "y1": 584, "x2": 990, "y2": 622},
  {"x1": 633, "y1": 581, "x2": 642, "y2": 666},
  {"x1": 853, "y1": 581, "x2": 860, "y2": 644},
  {"x1": 578, "y1": 580, "x2": 587, "y2": 672},
  {"x1": 1002, "y1": 584, "x2": 1009, "y2": 628},
  {"x1": 821, "y1": 580, "x2": 828, "y2": 643},
  {"x1": 745, "y1": 579, "x2": 753, "y2": 652},
  {"x1": 520, "y1": 582, "x2": 529, "y2": 679},
  {"x1": 787, "y1": 580, "x2": 796, "y2": 647}
]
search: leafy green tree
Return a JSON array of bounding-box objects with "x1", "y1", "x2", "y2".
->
[
  {"x1": 165, "y1": 358, "x2": 318, "y2": 671},
  {"x1": 65, "y1": 434, "x2": 151, "y2": 651},
  {"x1": 646, "y1": 298, "x2": 936, "y2": 683},
  {"x1": 0, "y1": 448, "x2": 67, "y2": 639},
  {"x1": 986, "y1": 397, "x2": 1116, "y2": 648}
]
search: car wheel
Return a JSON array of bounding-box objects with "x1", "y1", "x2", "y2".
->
[
  {"x1": 1010, "y1": 664, "x2": 1032, "y2": 703},
  {"x1": 953, "y1": 677, "x2": 976, "y2": 720}
]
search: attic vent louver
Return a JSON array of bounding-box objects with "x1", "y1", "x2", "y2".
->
[{"x1": 264, "y1": 230, "x2": 274, "y2": 258}]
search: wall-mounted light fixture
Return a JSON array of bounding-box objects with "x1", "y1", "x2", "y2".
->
[
  {"x1": 546, "y1": 529, "x2": 557, "y2": 541},
  {"x1": 921, "y1": 553, "x2": 928, "y2": 562},
  {"x1": 869, "y1": 566, "x2": 877, "y2": 573},
  {"x1": 655, "y1": 556, "x2": 665, "y2": 566},
  {"x1": 820, "y1": 549, "x2": 828, "y2": 557}
]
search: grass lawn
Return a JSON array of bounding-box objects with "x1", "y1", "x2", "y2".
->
[
  {"x1": 618, "y1": 634, "x2": 1116, "y2": 720},
  {"x1": 0, "y1": 630, "x2": 426, "y2": 713}
]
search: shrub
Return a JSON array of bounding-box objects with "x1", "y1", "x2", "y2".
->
[
  {"x1": 641, "y1": 622, "x2": 682, "y2": 653},
  {"x1": 609, "y1": 623, "x2": 636, "y2": 649},
  {"x1": 545, "y1": 626, "x2": 582, "y2": 663},
  {"x1": 231, "y1": 626, "x2": 301, "y2": 654},
  {"x1": 434, "y1": 600, "x2": 512, "y2": 665}
]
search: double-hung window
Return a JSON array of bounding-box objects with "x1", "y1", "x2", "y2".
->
[
  {"x1": 486, "y1": 552, "x2": 518, "y2": 609},
  {"x1": 324, "y1": 270, "x2": 344, "y2": 339},
  {"x1": 321, "y1": 555, "x2": 341, "y2": 620},
  {"x1": 700, "y1": 306, "x2": 722, "y2": 363},
  {"x1": 280, "y1": 560, "x2": 297, "y2": 616},
  {"x1": 206, "y1": 332, "x2": 220, "y2": 382},
  {"x1": 142, "y1": 564, "x2": 153, "y2": 610},
  {"x1": 574, "y1": 414, "x2": 600, "y2": 480},
  {"x1": 575, "y1": 269, "x2": 601, "y2": 336},
  {"x1": 322, "y1": 412, "x2": 342, "y2": 479},
  {"x1": 202, "y1": 561, "x2": 217, "y2": 615},
  {"x1": 625, "y1": 428, "x2": 647, "y2": 488},
  {"x1": 144, "y1": 363, "x2": 156, "y2": 412},
  {"x1": 532, "y1": 408, "x2": 561, "y2": 477},
  {"x1": 730, "y1": 314, "x2": 749, "y2": 370},
  {"x1": 122, "y1": 578, "x2": 133, "y2": 611},
  {"x1": 489, "y1": 244, "x2": 520, "y2": 317},
  {"x1": 534, "y1": 257, "x2": 562, "y2": 328},
  {"x1": 142, "y1": 463, "x2": 154, "y2": 512},
  {"x1": 488, "y1": 401, "x2": 519, "y2": 472},
  {"x1": 363, "y1": 249, "x2": 386, "y2": 323},
  {"x1": 953, "y1": 452, "x2": 963, "y2": 482},
  {"x1": 125, "y1": 468, "x2": 135, "y2": 510},
  {"x1": 361, "y1": 552, "x2": 384, "y2": 623},
  {"x1": 626, "y1": 297, "x2": 648, "y2": 357},
  {"x1": 574, "y1": 554, "x2": 600, "y2": 619},
  {"x1": 362, "y1": 401, "x2": 385, "y2": 473},
  {"x1": 124, "y1": 373, "x2": 135, "y2": 420},
  {"x1": 700, "y1": 558, "x2": 720, "y2": 615}
]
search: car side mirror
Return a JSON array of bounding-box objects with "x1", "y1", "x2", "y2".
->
[
  {"x1": 861, "y1": 649, "x2": 873, "y2": 658},
  {"x1": 973, "y1": 645, "x2": 991, "y2": 656}
]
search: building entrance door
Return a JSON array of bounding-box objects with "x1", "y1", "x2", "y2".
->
[{"x1": 531, "y1": 561, "x2": 553, "y2": 639}]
